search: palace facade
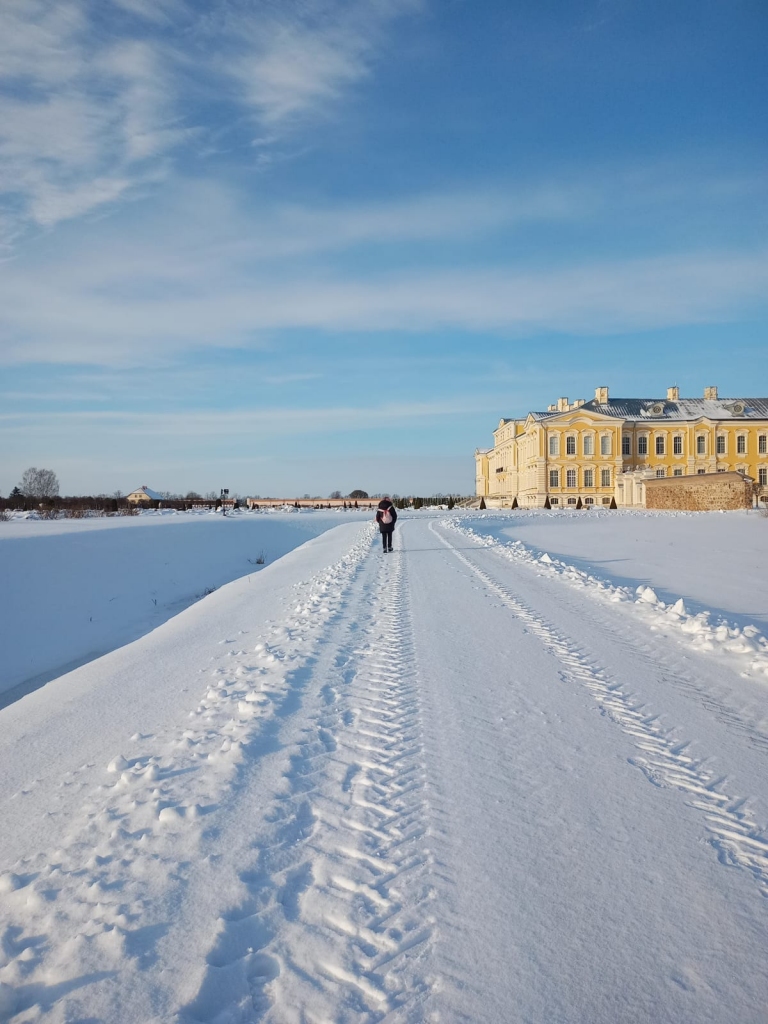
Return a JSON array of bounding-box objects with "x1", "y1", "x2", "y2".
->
[{"x1": 475, "y1": 386, "x2": 768, "y2": 508}]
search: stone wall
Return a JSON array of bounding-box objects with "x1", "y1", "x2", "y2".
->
[{"x1": 645, "y1": 471, "x2": 753, "y2": 511}]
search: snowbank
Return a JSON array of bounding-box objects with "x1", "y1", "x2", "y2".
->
[
  {"x1": 459, "y1": 507, "x2": 768, "y2": 629},
  {"x1": 0, "y1": 509, "x2": 370, "y2": 703},
  {"x1": 448, "y1": 512, "x2": 768, "y2": 682}
]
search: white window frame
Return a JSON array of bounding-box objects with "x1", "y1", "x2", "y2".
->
[
  {"x1": 583, "y1": 468, "x2": 594, "y2": 488},
  {"x1": 622, "y1": 435, "x2": 631, "y2": 456},
  {"x1": 673, "y1": 467, "x2": 684, "y2": 476},
  {"x1": 655, "y1": 435, "x2": 665, "y2": 456},
  {"x1": 759, "y1": 434, "x2": 767, "y2": 455},
  {"x1": 601, "y1": 468, "x2": 611, "y2": 487},
  {"x1": 638, "y1": 436, "x2": 648, "y2": 455},
  {"x1": 737, "y1": 434, "x2": 747, "y2": 455},
  {"x1": 696, "y1": 435, "x2": 706, "y2": 455},
  {"x1": 583, "y1": 435, "x2": 594, "y2": 456},
  {"x1": 549, "y1": 435, "x2": 559, "y2": 456},
  {"x1": 566, "y1": 435, "x2": 576, "y2": 455},
  {"x1": 549, "y1": 469, "x2": 559, "y2": 488},
  {"x1": 673, "y1": 435, "x2": 683, "y2": 455},
  {"x1": 759, "y1": 468, "x2": 767, "y2": 486},
  {"x1": 566, "y1": 468, "x2": 577, "y2": 488},
  {"x1": 716, "y1": 434, "x2": 726, "y2": 455},
  {"x1": 656, "y1": 467, "x2": 666, "y2": 477},
  {"x1": 600, "y1": 435, "x2": 611, "y2": 455}
]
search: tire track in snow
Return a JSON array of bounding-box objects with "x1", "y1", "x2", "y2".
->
[
  {"x1": 184, "y1": 538, "x2": 436, "y2": 1023},
  {"x1": 0, "y1": 527, "x2": 376, "y2": 1023},
  {"x1": 431, "y1": 521, "x2": 768, "y2": 900}
]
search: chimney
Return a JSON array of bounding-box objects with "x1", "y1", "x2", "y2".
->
[
  {"x1": 667, "y1": 385, "x2": 680, "y2": 401},
  {"x1": 703, "y1": 386, "x2": 718, "y2": 400},
  {"x1": 547, "y1": 404, "x2": 557, "y2": 412},
  {"x1": 594, "y1": 386, "x2": 609, "y2": 404},
  {"x1": 557, "y1": 396, "x2": 569, "y2": 412}
]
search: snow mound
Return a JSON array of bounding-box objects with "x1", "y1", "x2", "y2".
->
[{"x1": 446, "y1": 519, "x2": 768, "y2": 680}]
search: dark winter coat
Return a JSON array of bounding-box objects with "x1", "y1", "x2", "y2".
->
[{"x1": 375, "y1": 499, "x2": 397, "y2": 533}]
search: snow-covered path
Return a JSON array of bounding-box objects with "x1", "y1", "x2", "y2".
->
[{"x1": 1, "y1": 516, "x2": 767, "y2": 1023}]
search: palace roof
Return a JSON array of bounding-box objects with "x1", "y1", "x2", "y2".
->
[{"x1": 587, "y1": 398, "x2": 768, "y2": 421}]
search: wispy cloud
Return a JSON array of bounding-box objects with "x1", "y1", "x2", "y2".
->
[
  {"x1": 218, "y1": 0, "x2": 420, "y2": 126},
  {"x1": 0, "y1": 1, "x2": 182, "y2": 238},
  {"x1": 1, "y1": 220, "x2": 766, "y2": 365},
  {"x1": 0, "y1": 0, "x2": 421, "y2": 242},
  {"x1": 0, "y1": 397, "x2": 480, "y2": 439}
]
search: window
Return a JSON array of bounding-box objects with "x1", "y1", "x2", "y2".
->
[
  {"x1": 583, "y1": 469, "x2": 594, "y2": 487},
  {"x1": 696, "y1": 435, "x2": 706, "y2": 455},
  {"x1": 622, "y1": 435, "x2": 631, "y2": 456},
  {"x1": 716, "y1": 435, "x2": 726, "y2": 454},
  {"x1": 759, "y1": 468, "x2": 767, "y2": 486},
  {"x1": 602, "y1": 496, "x2": 612, "y2": 505},
  {"x1": 655, "y1": 435, "x2": 665, "y2": 456},
  {"x1": 550, "y1": 497, "x2": 559, "y2": 505},
  {"x1": 674, "y1": 468, "x2": 684, "y2": 476},
  {"x1": 600, "y1": 435, "x2": 611, "y2": 455},
  {"x1": 584, "y1": 497, "x2": 594, "y2": 505},
  {"x1": 656, "y1": 467, "x2": 666, "y2": 477},
  {"x1": 549, "y1": 469, "x2": 559, "y2": 488},
  {"x1": 760, "y1": 435, "x2": 767, "y2": 455},
  {"x1": 697, "y1": 468, "x2": 706, "y2": 474},
  {"x1": 717, "y1": 467, "x2": 726, "y2": 473},
  {"x1": 673, "y1": 435, "x2": 683, "y2": 455},
  {"x1": 583, "y1": 435, "x2": 594, "y2": 455},
  {"x1": 638, "y1": 436, "x2": 648, "y2": 455},
  {"x1": 566, "y1": 435, "x2": 576, "y2": 455},
  {"x1": 567, "y1": 497, "x2": 577, "y2": 505},
  {"x1": 566, "y1": 469, "x2": 577, "y2": 487},
  {"x1": 549, "y1": 435, "x2": 559, "y2": 456},
  {"x1": 601, "y1": 468, "x2": 611, "y2": 487},
  {"x1": 737, "y1": 435, "x2": 747, "y2": 454}
]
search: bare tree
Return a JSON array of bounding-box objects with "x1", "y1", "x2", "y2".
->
[
  {"x1": 18, "y1": 467, "x2": 59, "y2": 499},
  {"x1": 329, "y1": 490, "x2": 343, "y2": 499}
]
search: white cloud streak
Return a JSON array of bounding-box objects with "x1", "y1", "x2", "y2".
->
[
  {"x1": 0, "y1": 0, "x2": 421, "y2": 241},
  {"x1": 1, "y1": 230, "x2": 766, "y2": 364},
  {"x1": 223, "y1": 0, "x2": 419, "y2": 125}
]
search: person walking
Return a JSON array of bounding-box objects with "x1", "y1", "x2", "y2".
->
[{"x1": 375, "y1": 497, "x2": 397, "y2": 553}]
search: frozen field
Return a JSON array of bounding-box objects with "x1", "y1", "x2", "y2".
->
[
  {"x1": 0, "y1": 509, "x2": 371, "y2": 704},
  {"x1": 0, "y1": 509, "x2": 767, "y2": 1022}
]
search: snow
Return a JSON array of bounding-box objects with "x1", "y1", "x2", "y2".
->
[
  {"x1": 461, "y1": 507, "x2": 768, "y2": 630},
  {"x1": 1, "y1": 510, "x2": 767, "y2": 1022},
  {"x1": 0, "y1": 508, "x2": 370, "y2": 704}
]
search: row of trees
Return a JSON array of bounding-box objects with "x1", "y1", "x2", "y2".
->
[{"x1": 2, "y1": 470, "x2": 468, "y2": 513}]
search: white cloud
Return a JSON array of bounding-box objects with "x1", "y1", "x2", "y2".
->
[
  {"x1": 0, "y1": 3, "x2": 182, "y2": 238},
  {"x1": 0, "y1": 398, "x2": 481, "y2": 440},
  {"x1": 1, "y1": 216, "x2": 765, "y2": 365},
  {"x1": 0, "y1": 0, "x2": 422, "y2": 242},
  {"x1": 223, "y1": 0, "x2": 421, "y2": 126}
]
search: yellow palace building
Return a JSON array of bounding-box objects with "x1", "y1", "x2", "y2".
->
[{"x1": 475, "y1": 386, "x2": 768, "y2": 508}]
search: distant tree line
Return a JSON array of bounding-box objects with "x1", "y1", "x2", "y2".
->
[{"x1": 1, "y1": 470, "x2": 470, "y2": 516}]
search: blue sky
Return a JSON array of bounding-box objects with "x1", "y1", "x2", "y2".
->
[{"x1": 1, "y1": 0, "x2": 766, "y2": 497}]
